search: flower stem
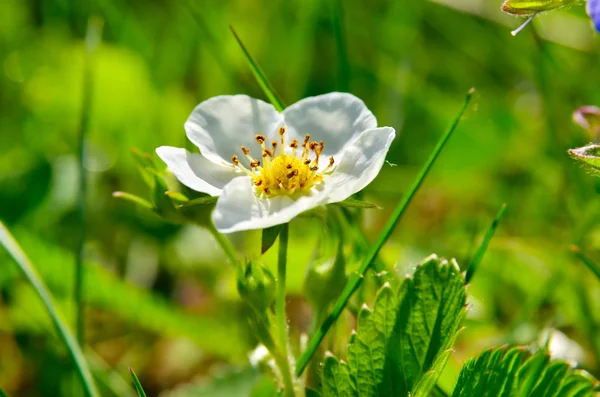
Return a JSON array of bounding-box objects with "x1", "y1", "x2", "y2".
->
[
  {"x1": 276, "y1": 223, "x2": 294, "y2": 396},
  {"x1": 207, "y1": 223, "x2": 238, "y2": 265}
]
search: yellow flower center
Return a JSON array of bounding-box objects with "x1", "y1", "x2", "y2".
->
[{"x1": 230, "y1": 127, "x2": 335, "y2": 198}]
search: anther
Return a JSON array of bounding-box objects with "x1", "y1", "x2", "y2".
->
[
  {"x1": 255, "y1": 179, "x2": 263, "y2": 186},
  {"x1": 250, "y1": 160, "x2": 261, "y2": 168},
  {"x1": 290, "y1": 139, "x2": 298, "y2": 149},
  {"x1": 286, "y1": 163, "x2": 293, "y2": 169},
  {"x1": 278, "y1": 127, "x2": 286, "y2": 136},
  {"x1": 264, "y1": 187, "x2": 270, "y2": 195},
  {"x1": 262, "y1": 149, "x2": 274, "y2": 158},
  {"x1": 310, "y1": 166, "x2": 319, "y2": 171},
  {"x1": 271, "y1": 140, "x2": 278, "y2": 150},
  {"x1": 287, "y1": 169, "x2": 299, "y2": 178},
  {"x1": 255, "y1": 135, "x2": 266, "y2": 144},
  {"x1": 304, "y1": 159, "x2": 311, "y2": 165},
  {"x1": 241, "y1": 146, "x2": 250, "y2": 155},
  {"x1": 303, "y1": 134, "x2": 310, "y2": 146},
  {"x1": 329, "y1": 156, "x2": 334, "y2": 166},
  {"x1": 231, "y1": 155, "x2": 239, "y2": 165},
  {"x1": 309, "y1": 141, "x2": 319, "y2": 150}
]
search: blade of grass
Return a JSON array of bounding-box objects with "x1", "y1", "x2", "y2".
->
[
  {"x1": 570, "y1": 246, "x2": 600, "y2": 282},
  {"x1": 295, "y1": 88, "x2": 475, "y2": 376},
  {"x1": 229, "y1": 25, "x2": 286, "y2": 111},
  {"x1": 329, "y1": 0, "x2": 350, "y2": 92},
  {"x1": 75, "y1": 17, "x2": 103, "y2": 345},
  {"x1": 129, "y1": 367, "x2": 146, "y2": 397},
  {"x1": 0, "y1": 221, "x2": 99, "y2": 397},
  {"x1": 464, "y1": 203, "x2": 508, "y2": 284},
  {"x1": 129, "y1": 367, "x2": 148, "y2": 397}
]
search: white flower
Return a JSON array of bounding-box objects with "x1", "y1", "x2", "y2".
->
[{"x1": 156, "y1": 92, "x2": 395, "y2": 233}]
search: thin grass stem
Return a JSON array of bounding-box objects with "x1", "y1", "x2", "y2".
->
[{"x1": 295, "y1": 88, "x2": 474, "y2": 376}]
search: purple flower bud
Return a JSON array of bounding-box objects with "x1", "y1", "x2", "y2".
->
[{"x1": 588, "y1": 0, "x2": 600, "y2": 33}]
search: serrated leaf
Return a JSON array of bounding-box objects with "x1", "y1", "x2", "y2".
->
[
  {"x1": 322, "y1": 355, "x2": 354, "y2": 397},
  {"x1": 501, "y1": 0, "x2": 577, "y2": 15},
  {"x1": 386, "y1": 255, "x2": 467, "y2": 397},
  {"x1": 323, "y1": 256, "x2": 465, "y2": 397},
  {"x1": 331, "y1": 198, "x2": 380, "y2": 209},
  {"x1": 261, "y1": 224, "x2": 283, "y2": 255},
  {"x1": 569, "y1": 144, "x2": 600, "y2": 173},
  {"x1": 451, "y1": 347, "x2": 598, "y2": 397}
]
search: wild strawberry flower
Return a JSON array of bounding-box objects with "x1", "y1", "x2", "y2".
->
[{"x1": 156, "y1": 92, "x2": 395, "y2": 233}]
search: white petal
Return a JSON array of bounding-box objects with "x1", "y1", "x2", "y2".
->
[
  {"x1": 212, "y1": 177, "x2": 332, "y2": 233},
  {"x1": 156, "y1": 146, "x2": 241, "y2": 196},
  {"x1": 282, "y1": 92, "x2": 377, "y2": 159},
  {"x1": 325, "y1": 127, "x2": 396, "y2": 203},
  {"x1": 185, "y1": 95, "x2": 284, "y2": 165}
]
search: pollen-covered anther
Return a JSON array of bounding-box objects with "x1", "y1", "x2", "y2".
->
[
  {"x1": 250, "y1": 160, "x2": 261, "y2": 168},
  {"x1": 255, "y1": 135, "x2": 266, "y2": 144},
  {"x1": 310, "y1": 166, "x2": 319, "y2": 171},
  {"x1": 241, "y1": 146, "x2": 250, "y2": 155},
  {"x1": 328, "y1": 156, "x2": 334, "y2": 167},
  {"x1": 262, "y1": 149, "x2": 274, "y2": 158},
  {"x1": 286, "y1": 163, "x2": 293, "y2": 169},
  {"x1": 287, "y1": 169, "x2": 299, "y2": 179},
  {"x1": 278, "y1": 127, "x2": 286, "y2": 136},
  {"x1": 290, "y1": 139, "x2": 298, "y2": 149},
  {"x1": 309, "y1": 141, "x2": 319, "y2": 150},
  {"x1": 255, "y1": 179, "x2": 263, "y2": 186},
  {"x1": 231, "y1": 155, "x2": 239, "y2": 165},
  {"x1": 271, "y1": 141, "x2": 278, "y2": 150}
]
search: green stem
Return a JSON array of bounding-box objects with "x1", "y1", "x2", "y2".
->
[
  {"x1": 295, "y1": 89, "x2": 474, "y2": 376},
  {"x1": 276, "y1": 223, "x2": 294, "y2": 396},
  {"x1": 0, "y1": 222, "x2": 99, "y2": 397},
  {"x1": 464, "y1": 203, "x2": 507, "y2": 284},
  {"x1": 208, "y1": 223, "x2": 238, "y2": 265}
]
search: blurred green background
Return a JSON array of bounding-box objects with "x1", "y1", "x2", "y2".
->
[{"x1": 2, "y1": 0, "x2": 600, "y2": 395}]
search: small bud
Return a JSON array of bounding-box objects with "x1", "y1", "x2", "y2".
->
[
  {"x1": 573, "y1": 106, "x2": 600, "y2": 138},
  {"x1": 237, "y1": 260, "x2": 276, "y2": 313}
]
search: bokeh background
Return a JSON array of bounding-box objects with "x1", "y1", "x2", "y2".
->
[{"x1": 2, "y1": 0, "x2": 600, "y2": 396}]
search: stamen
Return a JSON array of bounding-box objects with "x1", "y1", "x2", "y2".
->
[
  {"x1": 328, "y1": 156, "x2": 334, "y2": 167},
  {"x1": 287, "y1": 169, "x2": 299, "y2": 179},
  {"x1": 304, "y1": 159, "x2": 311, "y2": 165},
  {"x1": 250, "y1": 160, "x2": 261, "y2": 168},
  {"x1": 271, "y1": 140, "x2": 278, "y2": 152},
  {"x1": 241, "y1": 146, "x2": 250, "y2": 155},
  {"x1": 286, "y1": 163, "x2": 292, "y2": 169},
  {"x1": 263, "y1": 149, "x2": 274, "y2": 158},
  {"x1": 231, "y1": 155, "x2": 239, "y2": 165},
  {"x1": 255, "y1": 135, "x2": 266, "y2": 144},
  {"x1": 310, "y1": 166, "x2": 319, "y2": 171},
  {"x1": 255, "y1": 179, "x2": 263, "y2": 186}
]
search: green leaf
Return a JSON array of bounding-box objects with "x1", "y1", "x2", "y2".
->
[
  {"x1": 262, "y1": 224, "x2": 283, "y2": 255},
  {"x1": 179, "y1": 195, "x2": 218, "y2": 207},
  {"x1": 322, "y1": 354, "x2": 354, "y2": 397},
  {"x1": 500, "y1": 0, "x2": 577, "y2": 15},
  {"x1": 386, "y1": 255, "x2": 467, "y2": 397},
  {"x1": 322, "y1": 256, "x2": 466, "y2": 397},
  {"x1": 569, "y1": 144, "x2": 600, "y2": 173},
  {"x1": 0, "y1": 221, "x2": 100, "y2": 397},
  {"x1": 331, "y1": 198, "x2": 380, "y2": 209},
  {"x1": 306, "y1": 388, "x2": 323, "y2": 397},
  {"x1": 164, "y1": 367, "x2": 263, "y2": 397},
  {"x1": 112, "y1": 191, "x2": 153, "y2": 210},
  {"x1": 0, "y1": 387, "x2": 9, "y2": 397},
  {"x1": 229, "y1": 25, "x2": 285, "y2": 112},
  {"x1": 451, "y1": 347, "x2": 598, "y2": 397},
  {"x1": 571, "y1": 246, "x2": 600, "y2": 283},
  {"x1": 129, "y1": 368, "x2": 147, "y2": 397},
  {"x1": 165, "y1": 190, "x2": 190, "y2": 204}
]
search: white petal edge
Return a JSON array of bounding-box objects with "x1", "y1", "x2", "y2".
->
[
  {"x1": 156, "y1": 146, "x2": 241, "y2": 196},
  {"x1": 324, "y1": 126, "x2": 396, "y2": 204},
  {"x1": 212, "y1": 177, "x2": 332, "y2": 234},
  {"x1": 185, "y1": 95, "x2": 284, "y2": 166},
  {"x1": 282, "y1": 92, "x2": 378, "y2": 160}
]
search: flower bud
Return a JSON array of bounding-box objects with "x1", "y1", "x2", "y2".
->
[
  {"x1": 573, "y1": 106, "x2": 600, "y2": 138},
  {"x1": 237, "y1": 260, "x2": 276, "y2": 313}
]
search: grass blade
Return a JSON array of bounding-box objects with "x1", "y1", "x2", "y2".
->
[
  {"x1": 229, "y1": 25, "x2": 286, "y2": 111},
  {"x1": 75, "y1": 17, "x2": 103, "y2": 344},
  {"x1": 0, "y1": 221, "x2": 99, "y2": 397},
  {"x1": 295, "y1": 88, "x2": 475, "y2": 376},
  {"x1": 129, "y1": 367, "x2": 148, "y2": 397},
  {"x1": 329, "y1": 0, "x2": 350, "y2": 92},
  {"x1": 464, "y1": 203, "x2": 508, "y2": 284},
  {"x1": 570, "y1": 246, "x2": 600, "y2": 282}
]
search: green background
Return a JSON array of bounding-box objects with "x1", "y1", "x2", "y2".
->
[{"x1": 1, "y1": 0, "x2": 600, "y2": 395}]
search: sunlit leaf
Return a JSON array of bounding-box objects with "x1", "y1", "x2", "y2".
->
[
  {"x1": 451, "y1": 346, "x2": 598, "y2": 397},
  {"x1": 569, "y1": 144, "x2": 600, "y2": 173},
  {"x1": 501, "y1": 0, "x2": 577, "y2": 15}
]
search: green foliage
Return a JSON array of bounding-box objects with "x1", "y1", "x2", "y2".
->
[
  {"x1": 451, "y1": 346, "x2": 598, "y2": 397},
  {"x1": 322, "y1": 255, "x2": 466, "y2": 397},
  {"x1": 500, "y1": 0, "x2": 578, "y2": 15},
  {"x1": 569, "y1": 144, "x2": 600, "y2": 174},
  {"x1": 331, "y1": 198, "x2": 380, "y2": 209},
  {"x1": 262, "y1": 225, "x2": 283, "y2": 254},
  {"x1": 237, "y1": 260, "x2": 277, "y2": 314}
]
